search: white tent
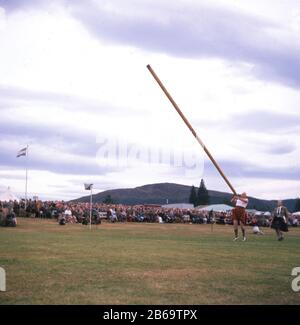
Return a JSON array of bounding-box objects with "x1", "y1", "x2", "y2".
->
[
  {"x1": 263, "y1": 211, "x2": 271, "y2": 216},
  {"x1": 254, "y1": 211, "x2": 264, "y2": 216},
  {"x1": 162, "y1": 203, "x2": 194, "y2": 209},
  {"x1": 0, "y1": 187, "x2": 19, "y2": 202},
  {"x1": 247, "y1": 209, "x2": 258, "y2": 214},
  {"x1": 197, "y1": 204, "x2": 234, "y2": 212}
]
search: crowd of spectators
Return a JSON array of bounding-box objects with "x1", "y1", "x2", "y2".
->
[{"x1": 1, "y1": 199, "x2": 299, "y2": 228}]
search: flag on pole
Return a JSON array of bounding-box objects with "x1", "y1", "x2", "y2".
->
[
  {"x1": 84, "y1": 183, "x2": 93, "y2": 190},
  {"x1": 16, "y1": 147, "x2": 27, "y2": 158}
]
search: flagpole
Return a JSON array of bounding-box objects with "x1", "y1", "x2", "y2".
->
[
  {"x1": 25, "y1": 144, "x2": 29, "y2": 210},
  {"x1": 89, "y1": 186, "x2": 93, "y2": 231}
]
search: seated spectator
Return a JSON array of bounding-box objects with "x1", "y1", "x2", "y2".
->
[
  {"x1": 58, "y1": 215, "x2": 66, "y2": 225},
  {"x1": 109, "y1": 209, "x2": 118, "y2": 223},
  {"x1": 183, "y1": 214, "x2": 190, "y2": 223},
  {"x1": 1, "y1": 208, "x2": 17, "y2": 227},
  {"x1": 64, "y1": 208, "x2": 72, "y2": 217}
]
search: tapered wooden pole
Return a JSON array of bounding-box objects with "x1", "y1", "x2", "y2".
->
[
  {"x1": 147, "y1": 64, "x2": 237, "y2": 195},
  {"x1": 25, "y1": 144, "x2": 29, "y2": 210}
]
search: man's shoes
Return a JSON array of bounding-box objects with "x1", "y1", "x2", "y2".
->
[
  {"x1": 278, "y1": 236, "x2": 284, "y2": 241},
  {"x1": 233, "y1": 237, "x2": 239, "y2": 241},
  {"x1": 243, "y1": 237, "x2": 247, "y2": 242}
]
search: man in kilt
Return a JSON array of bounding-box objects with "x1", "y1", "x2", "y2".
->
[
  {"x1": 271, "y1": 200, "x2": 289, "y2": 241},
  {"x1": 231, "y1": 192, "x2": 248, "y2": 242}
]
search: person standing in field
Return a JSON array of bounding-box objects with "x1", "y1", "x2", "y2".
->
[
  {"x1": 271, "y1": 200, "x2": 289, "y2": 241},
  {"x1": 231, "y1": 192, "x2": 249, "y2": 241}
]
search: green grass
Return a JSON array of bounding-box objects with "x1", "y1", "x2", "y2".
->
[{"x1": 0, "y1": 218, "x2": 300, "y2": 304}]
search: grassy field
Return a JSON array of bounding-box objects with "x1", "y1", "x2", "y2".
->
[{"x1": 0, "y1": 218, "x2": 300, "y2": 305}]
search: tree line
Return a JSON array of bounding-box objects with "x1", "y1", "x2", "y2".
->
[{"x1": 189, "y1": 179, "x2": 210, "y2": 207}]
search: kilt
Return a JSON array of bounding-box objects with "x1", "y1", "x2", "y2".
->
[
  {"x1": 271, "y1": 217, "x2": 288, "y2": 232},
  {"x1": 232, "y1": 206, "x2": 246, "y2": 223}
]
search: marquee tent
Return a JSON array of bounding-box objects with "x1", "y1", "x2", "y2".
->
[
  {"x1": 197, "y1": 204, "x2": 234, "y2": 212},
  {"x1": 162, "y1": 203, "x2": 194, "y2": 209},
  {"x1": 0, "y1": 187, "x2": 19, "y2": 202}
]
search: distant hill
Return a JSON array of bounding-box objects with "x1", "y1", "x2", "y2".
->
[{"x1": 71, "y1": 182, "x2": 299, "y2": 211}]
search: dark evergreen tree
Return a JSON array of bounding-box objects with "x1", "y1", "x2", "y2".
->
[
  {"x1": 189, "y1": 185, "x2": 198, "y2": 207},
  {"x1": 197, "y1": 179, "x2": 210, "y2": 206},
  {"x1": 294, "y1": 198, "x2": 300, "y2": 212}
]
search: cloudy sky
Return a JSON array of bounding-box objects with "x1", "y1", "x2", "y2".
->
[{"x1": 0, "y1": 0, "x2": 300, "y2": 201}]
